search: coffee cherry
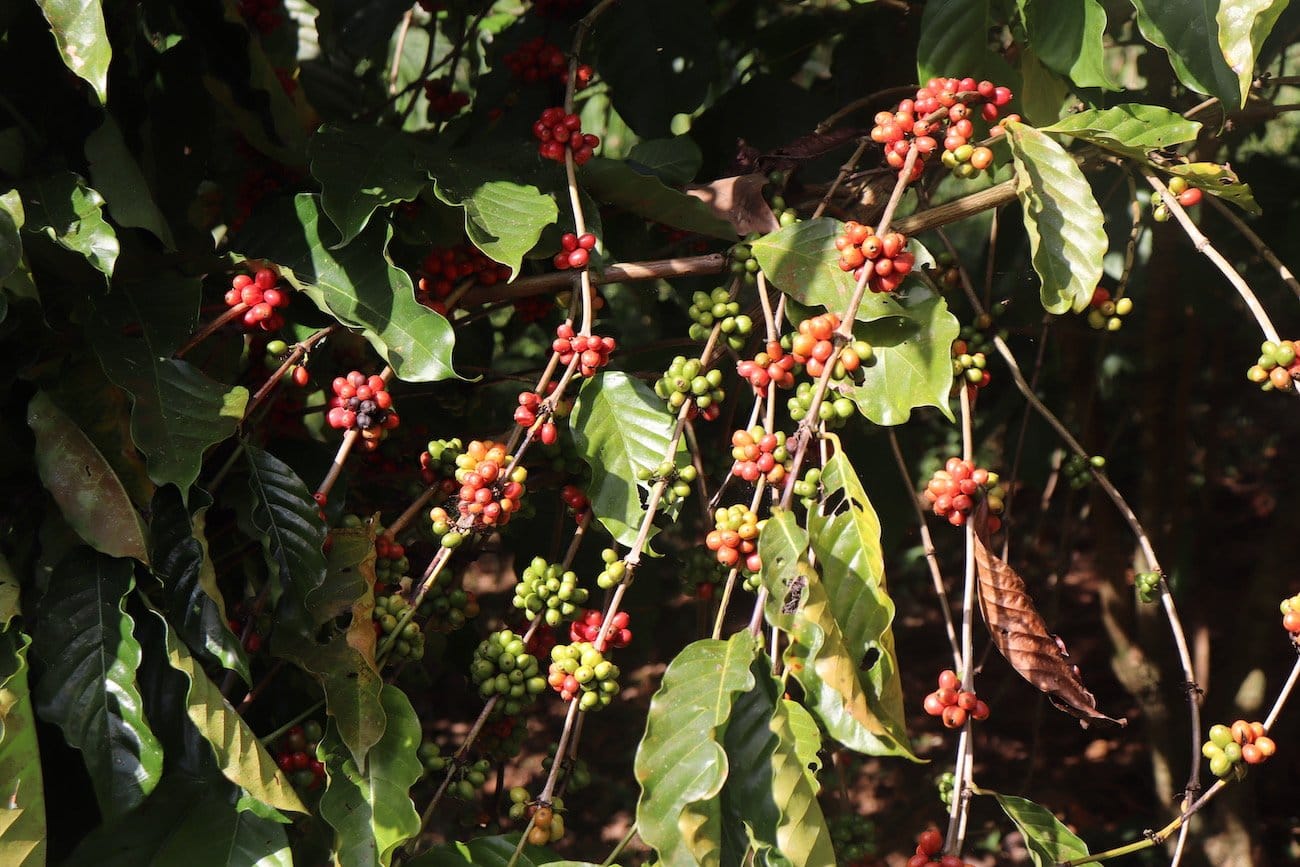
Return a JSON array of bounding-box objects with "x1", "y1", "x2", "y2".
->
[
  {"x1": 1246, "y1": 339, "x2": 1300, "y2": 392},
  {"x1": 1280, "y1": 593, "x2": 1300, "y2": 638},
  {"x1": 416, "y1": 242, "x2": 511, "y2": 313},
  {"x1": 514, "y1": 557, "x2": 589, "y2": 626},
  {"x1": 688, "y1": 287, "x2": 753, "y2": 351},
  {"x1": 416, "y1": 563, "x2": 480, "y2": 632},
  {"x1": 729, "y1": 238, "x2": 761, "y2": 287},
  {"x1": 1085, "y1": 286, "x2": 1133, "y2": 331},
  {"x1": 569, "y1": 608, "x2": 631, "y2": 648},
  {"x1": 738, "y1": 341, "x2": 797, "y2": 394},
  {"x1": 1202, "y1": 719, "x2": 1274, "y2": 778},
  {"x1": 504, "y1": 36, "x2": 569, "y2": 84},
  {"x1": 429, "y1": 439, "x2": 527, "y2": 534},
  {"x1": 950, "y1": 338, "x2": 990, "y2": 389},
  {"x1": 922, "y1": 458, "x2": 1004, "y2": 529},
  {"x1": 923, "y1": 670, "x2": 988, "y2": 728},
  {"x1": 548, "y1": 641, "x2": 620, "y2": 710},
  {"x1": 326, "y1": 372, "x2": 399, "y2": 449},
  {"x1": 871, "y1": 78, "x2": 1012, "y2": 181},
  {"x1": 655, "y1": 355, "x2": 725, "y2": 421},
  {"x1": 1135, "y1": 570, "x2": 1161, "y2": 603},
  {"x1": 226, "y1": 268, "x2": 290, "y2": 332},
  {"x1": 471, "y1": 629, "x2": 546, "y2": 716},
  {"x1": 272, "y1": 724, "x2": 326, "y2": 791},
  {"x1": 707, "y1": 505, "x2": 765, "y2": 589},
  {"x1": 533, "y1": 107, "x2": 600, "y2": 165},
  {"x1": 238, "y1": 0, "x2": 283, "y2": 34},
  {"x1": 372, "y1": 594, "x2": 425, "y2": 662},
  {"x1": 424, "y1": 77, "x2": 469, "y2": 118},
  {"x1": 553, "y1": 323, "x2": 616, "y2": 376},
  {"x1": 730, "y1": 426, "x2": 791, "y2": 484},
  {"x1": 553, "y1": 233, "x2": 598, "y2": 270},
  {"x1": 835, "y1": 221, "x2": 915, "y2": 293},
  {"x1": 1064, "y1": 453, "x2": 1106, "y2": 490}
]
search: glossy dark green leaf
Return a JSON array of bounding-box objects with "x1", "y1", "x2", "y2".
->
[
  {"x1": 635, "y1": 633, "x2": 760, "y2": 867},
  {"x1": 406, "y1": 834, "x2": 577, "y2": 867},
  {"x1": 580, "y1": 158, "x2": 735, "y2": 240},
  {"x1": 36, "y1": 0, "x2": 111, "y2": 103},
  {"x1": 591, "y1": 0, "x2": 719, "y2": 137},
  {"x1": 237, "y1": 194, "x2": 458, "y2": 382},
  {"x1": 1130, "y1": 0, "x2": 1240, "y2": 105},
  {"x1": 0, "y1": 622, "x2": 45, "y2": 867},
  {"x1": 847, "y1": 285, "x2": 959, "y2": 426},
  {"x1": 27, "y1": 391, "x2": 149, "y2": 563},
  {"x1": 1218, "y1": 1, "x2": 1290, "y2": 107},
  {"x1": 1018, "y1": 47, "x2": 1071, "y2": 125},
  {"x1": 85, "y1": 116, "x2": 175, "y2": 248},
  {"x1": 84, "y1": 278, "x2": 249, "y2": 493},
  {"x1": 1004, "y1": 121, "x2": 1107, "y2": 315},
  {"x1": 751, "y1": 219, "x2": 911, "y2": 322},
  {"x1": 721, "y1": 661, "x2": 835, "y2": 867},
  {"x1": 571, "y1": 371, "x2": 685, "y2": 551},
  {"x1": 238, "y1": 444, "x2": 328, "y2": 610},
  {"x1": 917, "y1": 0, "x2": 1018, "y2": 90},
  {"x1": 319, "y1": 685, "x2": 422, "y2": 866},
  {"x1": 983, "y1": 790, "x2": 1089, "y2": 866},
  {"x1": 628, "y1": 136, "x2": 704, "y2": 185},
  {"x1": 1041, "y1": 105, "x2": 1203, "y2": 161},
  {"x1": 0, "y1": 189, "x2": 22, "y2": 282},
  {"x1": 21, "y1": 171, "x2": 118, "y2": 279},
  {"x1": 1019, "y1": 0, "x2": 1118, "y2": 91},
  {"x1": 309, "y1": 123, "x2": 432, "y2": 247},
  {"x1": 1166, "y1": 161, "x2": 1261, "y2": 214},
  {"x1": 31, "y1": 548, "x2": 162, "y2": 819},
  {"x1": 161, "y1": 620, "x2": 307, "y2": 815}
]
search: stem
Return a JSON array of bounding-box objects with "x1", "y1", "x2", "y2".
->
[
  {"x1": 175, "y1": 304, "x2": 247, "y2": 358},
  {"x1": 376, "y1": 547, "x2": 453, "y2": 663},
  {"x1": 242, "y1": 326, "x2": 336, "y2": 426},
  {"x1": 600, "y1": 823, "x2": 638, "y2": 867},
  {"x1": 1204, "y1": 196, "x2": 1300, "y2": 301},
  {"x1": 891, "y1": 179, "x2": 1017, "y2": 237},
  {"x1": 259, "y1": 699, "x2": 326, "y2": 746},
  {"x1": 460, "y1": 253, "x2": 728, "y2": 307},
  {"x1": 811, "y1": 137, "x2": 870, "y2": 220}
]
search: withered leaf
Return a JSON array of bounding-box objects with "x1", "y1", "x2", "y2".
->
[
  {"x1": 973, "y1": 514, "x2": 1125, "y2": 728},
  {"x1": 686, "y1": 174, "x2": 780, "y2": 236}
]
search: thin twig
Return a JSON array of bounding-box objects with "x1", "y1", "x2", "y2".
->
[{"x1": 1204, "y1": 196, "x2": 1300, "y2": 301}]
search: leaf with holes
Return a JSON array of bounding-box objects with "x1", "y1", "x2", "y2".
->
[
  {"x1": 1041, "y1": 105, "x2": 1202, "y2": 162},
  {"x1": 309, "y1": 123, "x2": 432, "y2": 247},
  {"x1": 1129, "y1": 0, "x2": 1239, "y2": 104},
  {"x1": 782, "y1": 699, "x2": 823, "y2": 792},
  {"x1": 319, "y1": 685, "x2": 422, "y2": 867},
  {"x1": 1166, "y1": 162, "x2": 1261, "y2": 215},
  {"x1": 982, "y1": 790, "x2": 1090, "y2": 866},
  {"x1": 751, "y1": 219, "x2": 911, "y2": 322},
  {"x1": 571, "y1": 371, "x2": 685, "y2": 551},
  {"x1": 237, "y1": 194, "x2": 458, "y2": 382},
  {"x1": 161, "y1": 620, "x2": 307, "y2": 815},
  {"x1": 36, "y1": 0, "x2": 111, "y2": 103},
  {"x1": 1218, "y1": 0, "x2": 1290, "y2": 107},
  {"x1": 580, "y1": 158, "x2": 736, "y2": 240},
  {"x1": 635, "y1": 633, "x2": 760, "y2": 867},
  {"x1": 973, "y1": 517, "x2": 1125, "y2": 726},
  {"x1": 28, "y1": 391, "x2": 149, "y2": 563},
  {"x1": 847, "y1": 285, "x2": 959, "y2": 426},
  {"x1": 1005, "y1": 121, "x2": 1107, "y2": 315},
  {"x1": 806, "y1": 437, "x2": 913, "y2": 757},
  {"x1": 21, "y1": 171, "x2": 118, "y2": 279},
  {"x1": 1018, "y1": 0, "x2": 1118, "y2": 91},
  {"x1": 0, "y1": 619, "x2": 45, "y2": 867},
  {"x1": 31, "y1": 548, "x2": 163, "y2": 819}
]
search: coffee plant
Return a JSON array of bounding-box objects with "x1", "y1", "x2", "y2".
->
[{"x1": 3, "y1": 1, "x2": 1300, "y2": 865}]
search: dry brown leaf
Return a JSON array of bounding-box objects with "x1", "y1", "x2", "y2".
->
[
  {"x1": 686, "y1": 174, "x2": 780, "y2": 236},
  {"x1": 973, "y1": 514, "x2": 1126, "y2": 728}
]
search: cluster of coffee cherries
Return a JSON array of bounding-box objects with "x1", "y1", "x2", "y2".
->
[
  {"x1": 870, "y1": 77, "x2": 1015, "y2": 182},
  {"x1": 687, "y1": 287, "x2": 753, "y2": 351},
  {"x1": 533, "y1": 107, "x2": 599, "y2": 164},
  {"x1": 1064, "y1": 454, "x2": 1106, "y2": 491},
  {"x1": 471, "y1": 629, "x2": 547, "y2": 716},
  {"x1": 788, "y1": 382, "x2": 856, "y2": 428},
  {"x1": 635, "y1": 460, "x2": 697, "y2": 507},
  {"x1": 327, "y1": 372, "x2": 400, "y2": 448},
  {"x1": 738, "y1": 341, "x2": 796, "y2": 394},
  {"x1": 950, "y1": 339, "x2": 989, "y2": 389},
  {"x1": 1135, "y1": 570, "x2": 1161, "y2": 603},
  {"x1": 424, "y1": 78, "x2": 469, "y2": 118},
  {"x1": 553, "y1": 232, "x2": 598, "y2": 270},
  {"x1": 272, "y1": 722, "x2": 325, "y2": 791},
  {"x1": 335, "y1": 515, "x2": 410, "y2": 584},
  {"x1": 595, "y1": 548, "x2": 626, "y2": 590},
  {"x1": 1203, "y1": 721, "x2": 1276, "y2": 779},
  {"x1": 939, "y1": 142, "x2": 996, "y2": 179},
  {"x1": 225, "y1": 268, "x2": 290, "y2": 331},
  {"x1": 829, "y1": 814, "x2": 877, "y2": 867},
  {"x1": 787, "y1": 313, "x2": 867, "y2": 379},
  {"x1": 923, "y1": 458, "x2": 1003, "y2": 529},
  {"x1": 729, "y1": 238, "x2": 761, "y2": 287},
  {"x1": 791, "y1": 467, "x2": 823, "y2": 506},
  {"x1": 922, "y1": 669, "x2": 989, "y2": 729},
  {"x1": 417, "y1": 745, "x2": 490, "y2": 799},
  {"x1": 373, "y1": 594, "x2": 425, "y2": 661},
  {"x1": 708, "y1": 505, "x2": 764, "y2": 588},
  {"x1": 835, "y1": 222, "x2": 915, "y2": 293},
  {"x1": 730, "y1": 426, "x2": 791, "y2": 484},
  {"x1": 227, "y1": 600, "x2": 267, "y2": 653},
  {"x1": 514, "y1": 391, "x2": 558, "y2": 445},
  {"x1": 417, "y1": 243, "x2": 511, "y2": 313},
  {"x1": 479, "y1": 715, "x2": 527, "y2": 759},
  {"x1": 421, "y1": 437, "x2": 464, "y2": 488},
  {"x1": 1280, "y1": 593, "x2": 1300, "y2": 639},
  {"x1": 548, "y1": 641, "x2": 620, "y2": 710},
  {"x1": 553, "y1": 323, "x2": 616, "y2": 376},
  {"x1": 429, "y1": 439, "x2": 528, "y2": 538},
  {"x1": 238, "y1": 0, "x2": 283, "y2": 33},
  {"x1": 906, "y1": 829, "x2": 974, "y2": 867},
  {"x1": 1246, "y1": 339, "x2": 1300, "y2": 392},
  {"x1": 503, "y1": 37, "x2": 568, "y2": 83},
  {"x1": 418, "y1": 566, "x2": 480, "y2": 631},
  {"x1": 655, "y1": 356, "x2": 725, "y2": 421},
  {"x1": 265, "y1": 339, "x2": 311, "y2": 387},
  {"x1": 1085, "y1": 287, "x2": 1134, "y2": 331},
  {"x1": 561, "y1": 483, "x2": 590, "y2": 523},
  {"x1": 1152, "y1": 176, "x2": 1203, "y2": 221},
  {"x1": 514, "y1": 557, "x2": 588, "y2": 626},
  {"x1": 508, "y1": 789, "x2": 567, "y2": 845},
  {"x1": 569, "y1": 608, "x2": 631, "y2": 648},
  {"x1": 681, "y1": 547, "x2": 726, "y2": 600}
]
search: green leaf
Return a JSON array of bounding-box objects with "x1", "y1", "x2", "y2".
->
[
  {"x1": 1041, "y1": 105, "x2": 1203, "y2": 161},
  {"x1": 319, "y1": 685, "x2": 422, "y2": 867},
  {"x1": 1004, "y1": 120, "x2": 1107, "y2": 314},
  {"x1": 917, "y1": 0, "x2": 1018, "y2": 90},
  {"x1": 150, "y1": 485, "x2": 249, "y2": 683},
  {"x1": 31, "y1": 548, "x2": 163, "y2": 819},
  {"x1": 628, "y1": 136, "x2": 704, "y2": 185},
  {"x1": 751, "y1": 219, "x2": 911, "y2": 322},
  {"x1": 85, "y1": 116, "x2": 175, "y2": 248},
  {"x1": 27, "y1": 391, "x2": 149, "y2": 563},
  {"x1": 1166, "y1": 161, "x2": 1261, "y2": 214},
  {"x1": 580, "y1": 158, "x2": 735, "y2": 240},
  {"x1": 847, "y1": 285, "x2": 960, "y2": 426},
  {"x1": 21, "y1": 171, "x2": 118, "y2": 279},
  {"x1": 635, "y1": 633, "x2": 760, "y2": 867},
  {"x1": 239, "y1": 444, "x2": 329, "y2": 611},
  {"x1": 571, "y1": 371, "x2": 684, "y2": 551},
  {"x1": 83, "y1": 278, "x2": 249, "y2": 493},
  {"x1": 781, "y1": 699, "x2": 823, "y2": 792},
  {"x1": 160, "y1": 618, "x2": 307, "y2": 815},
  {"x1": 406, "y1": 834, "x2": 576, "y2": 867},
  {"x1": 1218, "y1": 0, "x2": 1290, "y2": 107},
  {"x1": 309, "y1": 123, "x2": 432, "y2": 247},
  {"x1": 806, "y1": 436, "x2": 914, "y2": 757},
  {"x1": 1129, "y1": 0, "x2": 1240, "y2": 105},
  {"x1": 983, "y1": 790, "x2": 1089, "y2": 866},
  {"x1": 721, "y1": 662, "x2": 835, "y2": 867},
  {"x1": 0, "y1": 624, "x2": 46, "y2": 867},
  {"x1": 1019, "y1": 0, "x2": 1118, "y2": 90},
  {"x1": 313, "y1": 520, "x2": 378, "y2": 626},
  {"x1": 0, "y1": 189, "x2": 22, "y2": 282},
  {"x1": 591, "y1": 0, "x2": 719, "y2": 138},
  {"x1": 237, "y1": 194, "x2": 459, "y2": 382},
  {"x1": 1018, "y1": 47, "x2": 1071, "y2": 126},
  {"x1": 36, "y1": 0, "x2": 111, "y2": 103}
]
